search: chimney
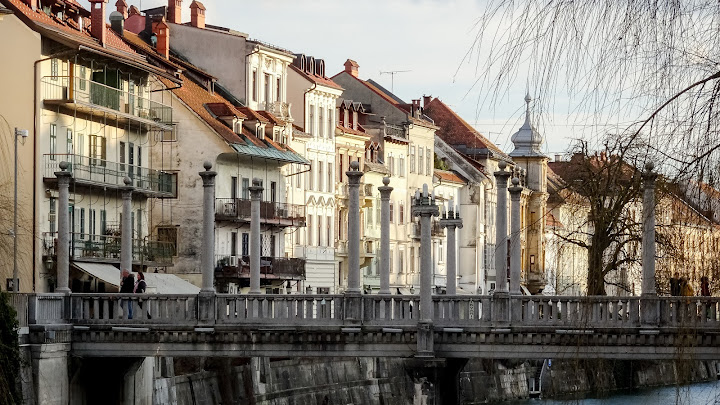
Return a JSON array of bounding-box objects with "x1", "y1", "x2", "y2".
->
[
  {"x1": 89, "y1": 0, "x2": 108, "y2": 45},
  {"x1": 423, "y1": 95, "x2": 432, "y2": 108},
  {"x1": 115, "y1": 0, "x2": 128, "y2": 19},
  {"x1": 167, "y1": 0, "x2": 181, "y2": 24},
  {"x1": 344, "y1": 59, "x2": 359, "y2": 78},
  {"x1": 109, "y1": 11, "x2": 124, "y2": 36},
  {"x1": 189, "y1": 0, "x2": 205, "y2": 29},
  {"x1": 152, "y1": 16, "x2": 170, "y2": 59}
]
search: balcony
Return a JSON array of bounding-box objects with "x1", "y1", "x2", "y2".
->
[
  {"x1": 214, "y1": 255, "x2": 305, "y2": 280},
  {"x1": 265, "y1": 101, "x2": 293, "y2": 122},
  {"x1": 336, "y1": 183, "x2": 375, "y2": 207},
  {"x1": 385, "y1": 124, "x2": 408, "y2": 140},
  {"x1": 43, "y1": 232, "x2": 175, "y2": 266},
  {"x1": 42, "y1": 76, "x2": 173, "y2": 131},
  {"x1": 43, "y1": 154, "x2": 177, "y2": 197},
  {"x1": 215, "y1": 198, "x2": 305, "y2": 227},
  {"x1": 411, "y1": 220, "x2": 445, "y2": 239},
  {"x1": 335, "y1": 239, "x2": 375, "y2": 257}
]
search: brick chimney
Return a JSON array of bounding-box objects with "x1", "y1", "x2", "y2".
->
[
  {"x1": 423, "y1": 95, "x2": 432, "y2": 108},
  {"x1": 89, "y1": 0, "x2": 108, "y2": 45},
  {"x1": 344, "y1": 59, "x2": 359, "y2": 78},
  {"x1": 115, "y1": 0, "x2": 128, "y2": 19},
  {"x1": 167, "y1": 0, "x2": 181, "y2": 24},
  {"x1": 152, "y1": 16, "x2": 170, "y2": 59},
  {"x1": 189, "y1": 0, "x2": 205, "y2": 29}
]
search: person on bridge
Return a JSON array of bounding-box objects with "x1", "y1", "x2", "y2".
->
[
  {"x1": 120, "y1": 269, "x2": 135, "y2": 319},
  {"x1": 670, "y1": 272, "x2": 681, "y2": 296},
  {"x1": 700, "y1": 276, "x2": 710, "y2": 297},
  {"x1": 680, "y1": 277, "x2": 694, "y2": 297},
  {"x1": 134, "y1": 272, "x2": 150, "y2": 319}
]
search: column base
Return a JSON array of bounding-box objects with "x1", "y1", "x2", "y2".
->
[{"x1": 344, "y1": 292, "x2": 363, "y2": 324}]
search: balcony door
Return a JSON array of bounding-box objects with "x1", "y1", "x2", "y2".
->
[{"x1": 91, "y1": 69, "x2": 121, "y2": 110}]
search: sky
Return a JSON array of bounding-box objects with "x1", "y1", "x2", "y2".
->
[{"x1": 81, "y1": 0, "x2": 578, "y2": 156}]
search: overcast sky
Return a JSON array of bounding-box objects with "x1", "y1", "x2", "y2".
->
[{"x1": 82, "y1": 0, "x2": 577, "y2": 155}]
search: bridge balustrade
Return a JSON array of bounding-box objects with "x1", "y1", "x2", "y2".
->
[
  {"x1": 363, "y1": 295, "x2": 422, "y2": 325},
  {"x1": 69, "y1": 294, "x2": 197, "y2": 323},
  {"x1": 433, "y1": 296, "x2": 491, "y2": 325},
  {"x1": 216, "y1": 294, "x2": 344, "y2": 325}
]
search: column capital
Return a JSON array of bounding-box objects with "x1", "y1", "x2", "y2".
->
[
  {"x1": 199, "y1": 161, "x2": 217, "y2": 185},
  {"x1": 494, "y1": 160, "x2": 512, "y2": 183},
  {"x1": 378, "y1": 176, "x2": 393, "y2": 199},
  {"x1": 642, "y1": 162, "x2": 657, "y2": 189},
  {"x1": 346, "y1": 160, "x2": 364, "y2": 185},
  {"x1": 438, "y1": 217, "x2": 463, "y2": 229},
  {"x1": 54, "y1": 161, "x2": 73, "y2": 182},
  {"x1": 120, "y1": 176, "x2": 135, "y2": 194},
  {"x1": 249, "y1": 177, "x2": 264, "y2": 195},
  {"x1": 508, "y1": 177, "x2": 523, "y2": 196},
  {"x1": 411, "y1": 184, "x2": 439, "y2": 218}
]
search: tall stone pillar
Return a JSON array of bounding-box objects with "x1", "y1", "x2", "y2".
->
[
  {"x1": 346, "y1": 161, "x2": 364, "y2": 294},
  {"x1": 494, "y1": 161, "x2": 511, "y2": 295},
  {"x1": 642, "y1": 162, "x2": 657, "y2": 296},
  {"x1": 199, "y1": 162, "x2": 217, "y2": 294},
  {"x1": 378, "y1": 177, "x2": 393, "y2": 295},
  {"x1": 412, "y1": 185, "x2": 439, "y2": 357},
  {"x1": 249, "y1": 178, "x2": 264, "y2": 294},
  {"x1": 120, "y1": 177, "x2": 134, "y2": 276},
  {"x1": 55, "y1": 162, "x2": 72, "y2": 294},
  {"x1": 508, "y1": 178, "x2": 523, "y2": 296},
  {"x1": 439, "y1": 198, "x2": 462, "y2": 295}
]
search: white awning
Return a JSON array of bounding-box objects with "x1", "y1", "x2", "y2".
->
[{"x1": 72, "y1": 262, "x2": 200, "y2": 294}]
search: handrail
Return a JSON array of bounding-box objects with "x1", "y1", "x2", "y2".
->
[
  {"x1": 215, "y1": 197, "x2": 306, "y2": 226},
  {"x1": 43, "y1": 232, "x2": 175, "y2": 265}
]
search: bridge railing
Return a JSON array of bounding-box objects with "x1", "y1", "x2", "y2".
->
[
  {"x1": 433, "y1": 296, "x2": 492, "y2": 325},
  {"x1": 216, "y1": 294, "x2": 344, "y2": 325},
  {"x1": 69, "y1": 294, "x2": 197, "y2": 323},
  {"x1": 363, "y1": 295, "x2": 422, "y2": 325}
]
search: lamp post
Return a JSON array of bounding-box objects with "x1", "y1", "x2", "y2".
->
[{"x1": 12, "y1": 128, "x2": 28, "y2": 292}]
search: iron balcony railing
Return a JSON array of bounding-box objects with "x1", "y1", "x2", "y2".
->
[
  {"x1": 412, "y1": 220, "x2": 445, "y2": 239},
  {"x1": 214, "y1": 254, "x2": 305, "y2": 279},
  {"x1": 215, "y1": 198, "x2": 306, "y2": 227},
  {"x1": 43, "y1": 154, "x2": 176, "y2": 197},
  {"x1": 385, "y1": 123, "x2": 407, "y2": 139},
  {"x1": 43, "y1": 232, "x2": 174, "y2": 265},
  {"x1": 42, "y1": 75, "x2": 173, "y2": 125},
  {"x1": 338, "y1": 183, "x2": 374, "y2": 199}
]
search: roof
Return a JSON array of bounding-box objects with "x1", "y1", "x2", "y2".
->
[
  {"x1": 72, "y1": 262, "x2": 200, "y2": 294},
  {"x1": 289, "y1": 64, "x2": 343, "y2": 90},
  {"x1": 545, "y1": 211, "x2": 563, "y2": 228},
  {"x1": 292, "y1": 124, "x2": 312, "y2": 139},
  {"x1": 424, "y1": 97, "x2": 509, "y2": 159},
  {"x1": 364, "y1": 161, "x2": 390, "y2": 175},
  {"x1": 434, "y1": 169, "x2": 467, "y2": 185},
  {"x1": 337, "y1": 125, "x2": 370, "y2": 138}
]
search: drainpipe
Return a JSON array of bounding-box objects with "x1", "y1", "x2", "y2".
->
[{"x1": 33, "y1": 49, "x2": 77, "y2": 292}]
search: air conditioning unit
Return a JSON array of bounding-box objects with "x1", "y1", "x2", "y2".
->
[{"x1": 229, "y1": 255, "x2": 238, "y2": 266}]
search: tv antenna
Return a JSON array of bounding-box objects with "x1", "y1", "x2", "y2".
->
[{"x1": 379, "y1": 70, "x2": 411, "y2": 93}]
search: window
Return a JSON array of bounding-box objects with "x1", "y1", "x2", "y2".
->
[
  {"x1": 51, "y1": 59, "x2": 58, "y2": 80},
  {"x1": 231, "y1": 232, "x2": 238, "y2": 256},
  {"x1": 410, "y1": 247, "x2": 415, "y2": 273},
  {"x1": 307, "y1": 215, "x2": 314, "y2": 246},
  {"x1": 89, "y1": 209, "x2": 96, "y2": 238},
  {"x1": 426, "y1": 148, "x2": 431, "y2": 175},
  {"x1": 88, "y1": 135, "x2": 106, "y2": 166},
  {"x1": 318, "y1": 161, "x2": 324, "y2": 192},
  {"x1": 231, "y1": 176, "x2": 238, "y2": 199},
  {"x1": 66, "y1": 129, "x2": 73, "y2": 154},
  {"x1": 79, "y1": 66, "x2": 86, "y2": 90},
  {"x1": 270, "y1": 235, "x2": 276, "y2": 257},
  {"x1": 79, "y1": 208, "x2": 85, "y2": 239},
  {"x1": 242, "y1": 178, "x2": 249, "y2": 199},
  {"x1": 338, "y1": 153, "x2": 344, "y2": 182},
  {"x1": 327, "y1": 163, "x2": 333, "y2": 193},
  {"x1": 295, "y1": 165, "x2": 302, "y2": 188},
  {"x1": 49, "y1": 198, "x2": 57, "y2": 233},
  {"x1": 49, "y1": 124, "x2": 57, "y2": 159},
  {"x1": 418, "y1": 147, "x2": 424, "y2": 174},
  {"x1": 399, "y1": 202, "x2": 404, "y2": 224},
  {"x1": 270, "y1": 181, "x2": 277, "y2": 202},
  {"x1": 327, "y1": 215, "x2": 332, "y2": 248},
  {"x1": 77, "y1": 134, "x2": 84, "y2": 157},
  {"x1": 439, "y1": 240, "x2": 444, "y2": 263},
  {"x1": 318, "y1": 107, "x2": 324, "y2": 138},
  {"x1": 241, "y1": 233, "x2": 249, "y2": 256},
  {"x1": 376, "y1": 201, "x2": 381, "y2": 225},
  {"x1": 276, "y1": 77, "x2": 281, "y2": 101},
  {"x1": 136, "y1": 209, "x2": 142, "y2": 240},
  {"x1": 388, "y1": 156, "x2": 394, "y2": 176},
  {"x1": 367, "y1": 206, "x2": 373, "y2": 226},
  {"x1": 399, "y1": 248, "x2": 405, "y2": 273},
  {"x1": 410, "y1": 146, "x2": 415, "y2": 173},
  {"x1": 328, "y1": 109, "x2": 334, "y2": 139},
  {"x1": 308, "y1": 105, "x2": 315, "y2": 135},
  {"x1": 100, "y1": 210, "x2": 107, "y2": 235},
  {"x1": 398, "y1": 156, "x2": 405, "y2": 177},
  {"x1": 119, "y1": 141, "x2": 126, "y2": 170},
  {"x1": 157, "y1": 226, "x2": 177, "y2": 256},
  {"x1": 264, "y1": 73, "x2": 272, "y2": 104},
  {"x1": 317, "y1": 215, "x2": 322, "y2": 246},
  {"x1": 390, "y1": 249, "x2": 394, "y2": 273},
  {"x1": 252, "y1": 70, "x2": 257, "y2": 101},
  {"x1": 389, "y1": 201, "x2": 394, "y2": 223},
  {"x1": 309, "y1": 160, "x2": 315, "y2": 190}
]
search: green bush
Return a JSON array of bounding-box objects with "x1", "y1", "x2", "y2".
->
[{"x1": 0, "y1": 291, "x2": 20, "y2": 405}]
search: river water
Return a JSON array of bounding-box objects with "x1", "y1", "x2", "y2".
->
[{"x1": 499, "y1": 380, "x2": 720, "y2": 405}]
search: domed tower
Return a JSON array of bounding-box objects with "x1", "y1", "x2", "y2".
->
[{"x1": 509, "y1": 94, "x2": 548, "y2": 294}]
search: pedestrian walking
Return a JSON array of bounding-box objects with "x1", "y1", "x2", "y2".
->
[
  {"x1": 120, "y1": 269, "x2": 135, "y2": 319},
  {"x1": 134, "y1": 271, "x2": 151, "y2": 319},
  {"x1": 670, "y1": 272, "x2": 681, "y2": 296}
]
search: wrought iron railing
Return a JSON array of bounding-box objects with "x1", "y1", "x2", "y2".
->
[
  {"x1": 43, "y1": 154, "x2": 176, "y2": 197},
  {"x1": 412, "y1": 220, "x2": 445, "y2": 238},
  {"x1": 214, "y1": 255, "x2": 305, "y2": 279},
  {"x1": 215, "y1": 198, "x2": 306, "y2": 227},
  {"x1": 385, "y1": 124, "x2": 407, "y2": 139},
  {"x1": 43, "y1": 232, "x2": 174, "y2": 265},
  {"x1": 42, "y1": 76, "x2": 173, "y2": 125}
]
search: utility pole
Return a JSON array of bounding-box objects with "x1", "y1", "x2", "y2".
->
[{"x1": 379, "y1": 70, "x2": 411, "y2": 93}]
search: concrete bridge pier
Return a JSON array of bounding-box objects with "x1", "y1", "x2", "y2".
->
[
  {"x1": 345, "y1": 161, "x2": 364, "y2": 321},
  {"x1": 412, "y1": 184, "x2": 439, "y2": 357},
  {"x1": 30, "y1": 342, "x2": 71, "y2": 405},
  {"x1": 493, "y1": 162, "x2": 511, "y2": 323}
]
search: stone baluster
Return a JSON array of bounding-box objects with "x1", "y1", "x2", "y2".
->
[
  {"x1": 55, "y1": 162, "x2": 72, "y2": 294},
  {"x1": 641, "y1": 162, "x2": 658, "y2": 325},
  {"x1": 412, "y1": 184, "x2": 439, "y2": 357},
  {"x1": 120, "y1": 176, "x2": 134, "y2": 278},
  {"x1": 249, "y1": 178, "x2": 264, "y2": 294},
  {"x1": 439, "y1": 197, "x2": 463, "y2": 295},
  {"x1": 199, "y1": 162, "x2": 217, "y2": 294},
  {"x1": 345, "y1": 161, "x2": 364, "y2": 321},
  {"x1": 378, "y1": 177, "x2": 393, "y2": 295}
]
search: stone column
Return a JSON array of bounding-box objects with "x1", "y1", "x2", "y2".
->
[
  {"x1": 494, "y1": 161, "x2": 511, "y2": 295},
  {"x1": 412, "y1": 185, "x2": 439, "y2": 357},
  {"x1": 199, "y1": 162, "x2": 217, "y2": 294},
  {"x1": 346, "y1": 161, "x2": 364, "y2": 294},
  {"x1": 55, "y1": 162, "x2": 72, "y2": 294},
  {"x1": 439, "y1": 198, "x2": 462, "y2": 295},
  {"x1": 378, "y1": 177, "x2": 393, "y2": 295},
  {"x1": 641, "y1": 162, "x2": 658, "y2": 326},
  {"x1": 249, "y1": 178, "x2": 264, "y2": 294},
  {"x1": 120, "y1": 177, "x2": 134, "y2": 277},
  {"x1": 508, "y1": 178, "x2": 523, "y2": 296}
]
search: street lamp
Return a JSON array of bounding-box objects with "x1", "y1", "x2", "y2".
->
[{"x1": 13, "y1": 128, "x2": 28, "y2": 292}]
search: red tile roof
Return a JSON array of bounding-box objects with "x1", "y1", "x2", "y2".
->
[
  {"x1": 434, "y1": 169, "x2": 467, "y2": 185},
  {"x1": 337, "y1": 125, "x2": 370, "y2": 138},
  {"x1": 289, "y1": 64, "x2": 343, "y2": 90},
  {"x1": 424, "y1": 97, "x2": 508, "y2": 159}
]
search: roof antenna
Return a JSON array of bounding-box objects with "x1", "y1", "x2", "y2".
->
[{"x1": 379, "y1": 70, "x2": 411, "y2": 93}]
